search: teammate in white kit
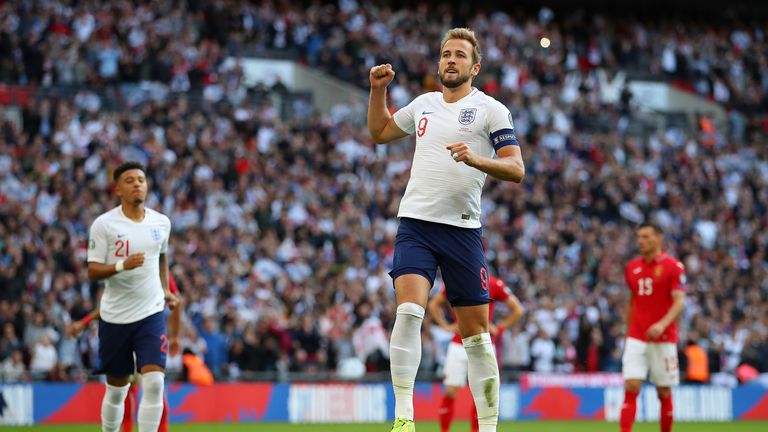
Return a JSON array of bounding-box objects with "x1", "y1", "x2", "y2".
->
[
  {"x1": 87, "y1": 161, "x2": 178, "y2": 432},
  {"x1": 367, "y1": 28, "x2": 525, "y2": 432}
]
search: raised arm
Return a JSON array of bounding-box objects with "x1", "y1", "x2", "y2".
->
[{"x1": 367, "y1": 64, "x2": 409, "y2": 144}]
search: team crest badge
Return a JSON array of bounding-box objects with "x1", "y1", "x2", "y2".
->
[
  {"x1": 151, "y1": 228, "x2": 162, "y2": 242},
  {"x1": 654, "y1": 265, "x2": 663, "y2": 278},
  {"x1": 459, "y1": 108, "x2": 477, "y2": 125}
]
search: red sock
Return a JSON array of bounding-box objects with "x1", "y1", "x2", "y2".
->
[
  {"x1": 660, "y1": 394, "x2": 673, "y2": 432},
  {"x1": 620, "y1": 390, "x2": 639, "y2": 432},
  {"x1": 122, "y1": 384, "x2": 138, "y2": 432},
  {"x1": 158, "y1": 394, "x2": 169, "y2": 432},
  {"x1": 470, "y1": 399, "x2": 479, "y2": 432},
  {"x1": 439, "y1": 394, "x2": 454, "y2": 432}
]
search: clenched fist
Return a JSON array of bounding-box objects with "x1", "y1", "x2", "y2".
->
[
  {"x1": 370, "y1": 64, "x2": 395, "y2": 89},
  {"x1": 124, "y1": 252, "x2": 145, "y2": 270},
  {"x1": 446, "y1": 142, "x2": 478, "y2": 167}
]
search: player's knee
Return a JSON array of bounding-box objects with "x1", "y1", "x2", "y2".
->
[
  {"x1": 104, "y1": 383, "x2": 130, "y2": 405},
  {"x1": 657, "y1": 386, "x2": 671, "y2": 398},
  {"x1": 444, "y1": 385, "x2": 458, "y2": 398},
  {"x1": 625, "y1": 380, "x2": 642, "y2": 393},
  {"x1": 141, "y1": 371, "x2": 165, "y2": 404},
  {"x1": 396, "y1": 302, "x2": 426, "y2": 319}
]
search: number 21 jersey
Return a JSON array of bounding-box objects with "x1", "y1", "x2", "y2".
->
[{"x1": 87, "y1": 206, "x2": 171, "y2": 324}]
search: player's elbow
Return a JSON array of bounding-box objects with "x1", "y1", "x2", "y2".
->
[
  {"x1": 369, "y1": 129, "x2": 394, "y2": 144},
  {"x1": 511, "y1": 165, "x2": 525, "y2": 183},
  {"x1": 502, "y1": 161, "x2": 525, "y2": 183},
  {"x1": 367, "y1": 125, "x2": 381, "y2": 142},
  {"x1": 87, "y1": 264, "x2": 101, "y2": 281},
  {"x1": 503, "y1": 169, "x2": 524, "y2": 183},
  {"x1": 676, "y1": 298, "x2": 686, "y2": 311},
  {"x1": 367, "y1": 119, "x2": 387, "y2": 144},
  {"x1": 517, "y1": 305, "x2": 527, "y2": 317}
]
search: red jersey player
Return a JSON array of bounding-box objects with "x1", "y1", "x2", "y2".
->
[
  {"x1": 620, "y1": 222, "x2": 686, "y2": 432},
  {"x1": 428, "y1": 276, "x2": 525, "y2": 432}
]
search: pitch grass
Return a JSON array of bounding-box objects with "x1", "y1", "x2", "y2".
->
[{"x1": 7, "y1": 421, "x2": 768, "y2": 431}]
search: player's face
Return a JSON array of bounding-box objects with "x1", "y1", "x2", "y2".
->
[
  {"x1": 438, "y1": 38, "x2": 480, "y2": 89},
  {"x1": 636, "y1": 227, "x2": 661, "y2": 255},
  {"x1": 116, "y1": 169, "x2": 148, "y2": 205}
]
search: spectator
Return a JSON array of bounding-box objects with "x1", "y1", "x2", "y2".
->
[
  {"x1": 684, "y1": 338, "x2": 710, "y2": 383},
  {"x1": 501, "y1": 324, "x2": 530, "y2": 372},
  {"x1": 198, "y1": 316, "x2": 228, "y2": 378},
  {"x1": 0, "y1": 323, "x2": 22, "y2": 361},
  {"x1": 0, "y1": 349, "x2": 27, "y2": 382},
  {"x1": 182, "y1": 348, "x2": 214, "y2": 385},
  {"x1": 530, "y1": 328, "x2": 556, "y2": 373},
  {"x1": 29, "y1": 334, "x2": 58, "y2": 378},
  {"x1": 554, "y1": 330, "x2": 577, "y2": 373},
  {"x1": 351, "y1": 301, "x2": 389, "y2": 372}
]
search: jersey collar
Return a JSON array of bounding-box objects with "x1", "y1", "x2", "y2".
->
[{"x1": 642, "y1": 251, "x2": 667, "y2": 264}]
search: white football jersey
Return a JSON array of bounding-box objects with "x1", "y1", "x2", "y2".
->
[
  {"x1": 87, "y1": 206, "x2": 171, "y2": 324},
  {"x1": 392, "y1": 88, "x2": 517, "y2": 228}
]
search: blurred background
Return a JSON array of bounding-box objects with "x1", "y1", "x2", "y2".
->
[{"x1": 0, "y1": 0, "x2": 767, "y2": 427}]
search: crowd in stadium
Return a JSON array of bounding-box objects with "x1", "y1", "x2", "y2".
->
[{"x1": 1, "y1": 0, "x2": 767, "y2": 384}]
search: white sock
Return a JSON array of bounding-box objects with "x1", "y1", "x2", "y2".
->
[
  {"x1": 101, "y1": 383, "x2": 130, "y2": 432},
  {"x1": 390, "y1": 302, "x2": 425, "y2": 421},
  {"x1": 138, "y1": 371, "x2": 165, "y2": 432},
  {"x1": 463, "y1": 333, "x2": 499, "y2": 432}
]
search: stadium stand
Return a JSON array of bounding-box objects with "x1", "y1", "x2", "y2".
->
[{"x1": 1, "y1": 0, "x2": 767, "y2": 385}]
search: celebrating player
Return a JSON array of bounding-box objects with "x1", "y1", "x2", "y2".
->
[
  {"x1": 87, "y1": 161, "x2": 178, "y2": 432},
  {"x1": 367, "y1": 27, "x2": 525, "y2": 432},
  {"x1": 620, "y1": 222, "x2": 686, "y2": 432},
  {"x1": 428, "y1": 276, "x2": 525, "y2": 432}
]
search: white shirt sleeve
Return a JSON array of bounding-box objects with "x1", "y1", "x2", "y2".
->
[
  {"x1": 87, "y1": 219, "x2": 108, "y2": 263},
  {"x1": 392, "y1": 98, "x2": 416, "y2": 135},
  {"x1": 487, "y1": 101, "x2": 515, "y2": 133}
]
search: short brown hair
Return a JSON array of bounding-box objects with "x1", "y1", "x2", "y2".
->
[
  {"x1": 638, "y1": 221, "x2": 664, "y2": 235},
  {"x1": 440, "y1": 28, "x2": 482, "y2": 65}
]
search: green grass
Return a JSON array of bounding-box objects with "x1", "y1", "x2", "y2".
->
[{"x1": 6, "y1": 421, "x2": 768, "y2": 431}]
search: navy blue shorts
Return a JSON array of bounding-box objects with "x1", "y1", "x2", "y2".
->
[
  {"x1": 389, "y1": 217, "x2": 490, "y2": 307},
  {"x1": 96, "y1": 311, "x2": 167, "y2": 377}
]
